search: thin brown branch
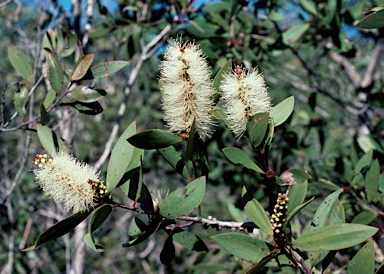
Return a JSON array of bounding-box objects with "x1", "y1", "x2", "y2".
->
[
  {"x1": 288, "y1": 246, "x2": 312, "y2": 274},
  {"x1": 93, "y1": 24, "x2": 171, "y2": 171},
  {"x1": 360, "y1": 38, "x2": 384, "y2": 89},
  {"x1": 115, "y1": 203, "x2": 257, "y2": 231}
]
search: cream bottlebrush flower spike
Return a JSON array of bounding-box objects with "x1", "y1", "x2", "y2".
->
[
  {"x1": 33, "y1": 152, "x2": 109, "y2": 212},
  {"x1": 220, "y1": 65, "x2": 271, "y2": 137},
  {"x1": 159, "y1": 39, "x2": 215, "y2": 140}
]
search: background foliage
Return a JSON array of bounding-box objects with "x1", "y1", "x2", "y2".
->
[{"x1": 0, "y1": 0, "x2": 383, "y2": 273}]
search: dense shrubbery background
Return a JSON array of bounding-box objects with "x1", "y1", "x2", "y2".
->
[{"x1": 1, "y1": 0, "x2": 383, "y2": 273}]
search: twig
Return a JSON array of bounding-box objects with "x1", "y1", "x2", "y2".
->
[
  {"x1": 329, "y1": 51, "x2": 361, "y2": 88},
  {"x1": 0, "y1": 0, "x2": 12, "y2": 9},
  {"x1": 360, "y1": 38, "x2": 384, "y2": 89},
  {"x1": 93, "y1": 24, "x2": 171, "y2": 171},
  {"x1": 0, "y1": 75, "x2": 44, "y2": 131},
  {"x1": 287, "y1": 246, "x2": 312, "y2": 274},
  {"x1": 114, "y1": 202, "x2": 257, "y2": 231}
]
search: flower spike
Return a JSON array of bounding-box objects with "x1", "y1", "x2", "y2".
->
[
  {"x1": 220, "y1": 65, "x2": 271, "y2": 137},
  {"x1": 159, "y1": 39, "x2": 216, "y2": 140},
  {"x1": 33, "y1": 152, "x2": 108, "y2": 212}
]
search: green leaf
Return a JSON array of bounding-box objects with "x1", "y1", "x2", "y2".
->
[
  {"x1": 246, "y1": 113, "x2": 269, "y2": 148},
  {"x1": 186, "y1": 18, "x2": 219, "y2": 38},
  {"x1": 264, "y1": 122, "x2": 274, "y2": 147},
  {"x1": 351, "y1": 172, "x2": 364, "y2": 187},
  {"x1": 127, "y1": 129, "x2": 182, "y2": 149},
  {"x1": 139, "y1": 183, "x2": 155, "y2": 213},
  {"x1": 355, "y1": 7, "x2": 384, "y2": 29},
  {"x1": 107, "y1": 121, "x2": 141, "y2": 192},
  {"x1": 308, "y1": 188, "x2": 343, "y2": 266},
  {"x1": 128, "y1": 159, "x2": 143, "y2": 203},
  {"x1": 44, "y1": 48, "x2": 64, "y2": 93},
  {"x1": 43, "y1": 88, "x2": 56, "y2": 109},
  {"x1": 37, "y1": 124, "x2": 67, "y2": 154},
  {"x1": 160, "y1": 236, "x2": 175, "y2": 265},
  {"x1": 282, "y1": 23, "x2": 310, "y2": 45},
  {"x1": 82, "y1": 61, "x2": 129, "y2": 80},
  {"x1": 245, "y1": 251, "x2": 278, "y2": 274},
  {"x1": 270, "y1": 96, "x2": 294, "y2": 126},
  {"x1": 88, "y1": 25, "x2": 111, "y2": 39},
  {"x1": 7, "y1": 46, "x2": 33, "y2": 83},
  {"x1": 365, "y1": 159, "x2": 380, "y2": 203},
  {"x1": 71, "y1": 54, "x2": 95, "y2": 81},
  {"x1": 70, "y1": 86, "x2": 107, "y2": 103},
  {"x1": 311, "y1": 189, "x2": 343, "y2": 231},
  {"x1": 213, "y1": 59, "x2": 232, "y2": 93},
  {"x1": 318, "y1": 178, "x2": 341, "y2": 191},
  {"x1": 157, "y1": 146, "x2": 191, "y2": 179},
  {"x1": 128, "y1": 217, "x2": 147, "y2": 237},
  {"x1": 173, "y1": 230, "x2": 208, "y2": 251},
  {"x1": 202, "y1": 2, "x2": 229, "y2": 14},
  {"x1": 352, "y1": 211, "x2": 378, "y2": 225},
  {"x1": 286, "y1": 180, "x2": 308, "y2": 217},
  {"x1": 58, "y1": 29, "x2": 77, "y2": 58},
  {"x1": 244, "y1": 198, "x2": 273, "y2": 236},
  {"x1": 222, "y1": 147, "x2": 264, "y2": 173},
  {"x1": 347, "y1": 241, "x2": 375, "y2": 273},
  {"x1": 293, "y1": 223, "x2": 378, "y2": 251},
  {"x1": 22, "y1": 210, "x2": 91, "y2": 251},
  {"x1": 83, "y1": 204, "x2": 113, "y2": 252},
  {"x1": 40, "y1": 104, "x2": 48, "y2": 126},
  {"x1": 60, "y1": 100, "x2": 103, "y2": 115},
  {"x1": 83, "y1": 234, "x2": 105, "y2": 252},
  {"x1": 88, "y1": 204, "x2": 112, "y2": 234},
  {"x1": 357, "y1": 135, "x2": 384, "y2": 153},
  {"x1": 286, "y1": 196, "x2": 314, "y2": 225},
  {"x1": 211, "y1": 233, "x2": 272, "y2": 264},
  {"x1": 191, "y1": 263, "x2": 236, "y2": 273},
  {"x1": 299, "y1": 0, "x2": 318, "y2": 15},
  {"x1": 160, "y1": 176, "x2": 206, "y2": 219},
  {"x1": 123, "y1": 220, "x2": 159, "y2": 247},
  {"x1": 354, "y1": 150, "x2": 373, "y2": 173},
  {"x1": 269, "y1": 9, "x2": 284, "y2": 21}
]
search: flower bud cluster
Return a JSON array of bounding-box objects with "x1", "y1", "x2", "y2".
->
[
  {"x1": 270, "y1": 193, "x2": 289, "y2": 242},
  {"x1": 88, "y1": 179, "x2": 109, "y2": 202},
  {"x1": 33, "y1": 152, "x2": 107, "y2": 212}
]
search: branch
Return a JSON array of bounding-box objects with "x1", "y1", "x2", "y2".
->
[
  {"x1": 93, "y1": 24, "x2": 171, "y2": 171},
  {"x1": 360, "y1": 38, "x2": 384, "y2": 89},
  {"x1": 114, "y1": 203, "x2": 257, "y2": 232},
  {"x1": 0, "y1": 75, "x2": 44, "y2": 131},
  {"x1": 176, "y1": 215, "x2": 257, "y2": 232},
  {"x1": 287, "y1": 246, "x2": 312, "y2": 274},
  {"x1": 329, "y1": 51, "x2": 361, "y2": 88}
]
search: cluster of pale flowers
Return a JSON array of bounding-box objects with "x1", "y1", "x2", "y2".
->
[
  {"x1": 160, "y1": 39, "x2": 271, "y2": 139},
  {"x1": 33, "y1": 153, "x2": 109, "y2": 212},
  {"x1": 33, "y1": 39, "x2": 271, "y2": 213}
]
